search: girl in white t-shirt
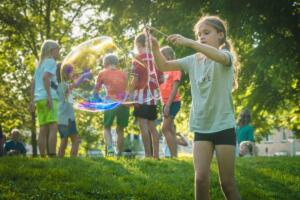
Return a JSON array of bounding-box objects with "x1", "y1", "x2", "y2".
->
[{"x1": 150, "y1": 16, "x2": 241, "y2": 200}]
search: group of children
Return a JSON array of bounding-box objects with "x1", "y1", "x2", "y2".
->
[
  {"x1": 28, "y1": 33, "x2": 182, "y2": 159},
  {"x1": 30, "y1": 15, "x2": 242, "y2": 200}
]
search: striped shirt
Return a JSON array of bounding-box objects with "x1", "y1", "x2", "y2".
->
[{"x1": 132, "y1": 53, "x2": 163, "y2": 105}]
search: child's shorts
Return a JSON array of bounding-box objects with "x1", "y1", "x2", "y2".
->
[
  {"x1": 163, "y1": 101, "x2": 181, "y2": 118},
  {"x1": 194, "y1": 128, "x2": 236, "y2": 146},
  {"x1": 134, "y1": 104, "x2": 157, "y2": 121},
  {"x1": 104, "y1": 105, "x2": 129, "y2": 128},
  {"x1": 58, "y1": 120, "x2": 78, "y2": 139},
  {"x1": 36, "y1": 99, "x2": 58, "y2": 126}
]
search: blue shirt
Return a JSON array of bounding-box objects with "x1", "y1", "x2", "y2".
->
[
  {"x1": 4, "y1": 140, "x2": 26, "y2": 155},
  {"x1": 34, "y1": 58, "x2": 58, "y2": 101}
]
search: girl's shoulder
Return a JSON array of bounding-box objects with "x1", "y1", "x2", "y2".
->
[{"x1": 41, "y1": 58, "x2": 56, "y2": 67}]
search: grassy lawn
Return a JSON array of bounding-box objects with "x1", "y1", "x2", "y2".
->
[{"x1": 0, "y1": 156, "x2": 299, "y2": 199}]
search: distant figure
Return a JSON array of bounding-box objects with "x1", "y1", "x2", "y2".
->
[
  {"x1": 4, "y1": 129, "x2": 26, "y2": 156},
  {"x1": 239, "y1": 141, "x2": 254, "y2": 157},
  {"x1": 236, "y1": 108, "x2": 255, "y2": 156}
]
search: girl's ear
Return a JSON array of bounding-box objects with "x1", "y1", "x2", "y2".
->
[{"x1": 218, "y1": 32, "x2": 225, "y2": 43}]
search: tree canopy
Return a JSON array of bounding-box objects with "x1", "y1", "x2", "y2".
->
[{"x1": 0, "y1": 0, "x2": 299, "y2": 154}]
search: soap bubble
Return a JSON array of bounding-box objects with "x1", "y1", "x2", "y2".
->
[{"x1": 61, "y1": 36, "x2": 163, "y2": 112}]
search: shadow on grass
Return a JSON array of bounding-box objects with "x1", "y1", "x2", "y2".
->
[{"x1": 235, "y1": 157, "x2": 300, "y2": 200}]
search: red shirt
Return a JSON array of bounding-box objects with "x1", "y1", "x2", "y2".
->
[
  {"x1": 131, "y1": 53, "x2": 164, "y2": 105},
  {"x1": 95, "y1": 68, "x2": 128, "y2": 101},
  {"x1": 160, "y1": 71, "x2": 181, "y2": 104}
]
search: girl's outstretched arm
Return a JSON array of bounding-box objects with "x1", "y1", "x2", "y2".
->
[
  {"x1": 168, "y1": 34, "x2": 231, "y2": 66},
  {"x1": 151, "y1": 35, "x2": 180, "y2": 72}
]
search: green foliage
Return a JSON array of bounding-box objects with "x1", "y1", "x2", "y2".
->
[
  {"x1": 0, "y1": 157, "x2": 299, "y2": 199},
  {"x1": 0, "y1": 0, "x2": 299, "y2": 150}
]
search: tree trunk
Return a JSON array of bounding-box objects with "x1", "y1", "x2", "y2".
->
[{"x1": 31, "y1": 112, "x2": 37, "y2": 156}]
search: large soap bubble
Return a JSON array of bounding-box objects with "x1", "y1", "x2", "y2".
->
[{"x1": 61, "y1": 36, "x2": 163, "y2": 112}]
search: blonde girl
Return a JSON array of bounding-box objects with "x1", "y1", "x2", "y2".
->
[
  {"x1": 30, "y1": 40, "x2": 60, "y2": 157},
  {"x1": 151, "y1": 16, "x2": 241, "y2": 200}
]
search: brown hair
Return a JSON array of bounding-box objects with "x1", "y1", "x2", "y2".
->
[
  {"x1": 238, "y1": 108, "x2": 252, "y2": 126},
  {"x1": 194, "y1": 16, "x2": 239, "y2": 90},
  {"x1": 134, "y1": 32, "x2": 146, "y2": 47}
]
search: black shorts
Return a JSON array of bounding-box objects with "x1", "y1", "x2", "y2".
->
[
  {"x1": 194, "y1": 128, "x2": 236, "y2": 146},
  {"x1": 134, "y1": 104, "x2": 157, "y2": 121}
]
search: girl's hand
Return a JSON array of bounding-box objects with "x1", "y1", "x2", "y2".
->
[
  {"x1": 150, "y1": 35, "x2": 160, "y2": 51},
  {"x1": 47, "y1": 96, "x2": 53, "y2": 109},
  {"x1": 167, "y1": 34, "x2": 190, "y2": 46},
  {"x1": 29, "y1": 101, "x2": 35, "y2": 113}
]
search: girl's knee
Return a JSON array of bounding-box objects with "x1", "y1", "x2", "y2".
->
[
  {"x1": 75, "y1": 137, "x2": 81, "y2": 145},
  {"x1": 72, "y1": 136, "x2": 81, "y2": 145},
  {"x1": 60, "y1": 141, "x2": 68, "y2": 149},
  {"x1": 220, "y1": 178, "x2": 236, "y2": 191},
  {"x1": 195, "y1": 172, "x2": 209, "y2": 184}
]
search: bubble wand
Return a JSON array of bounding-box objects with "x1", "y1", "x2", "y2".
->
[{"x1": 145, "y1": 25, "x2": 169, "y2": 38}]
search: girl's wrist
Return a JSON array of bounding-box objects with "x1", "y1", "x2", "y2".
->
[{"x1": 186, "y1": 38, "x2": 197, "y2": 48}]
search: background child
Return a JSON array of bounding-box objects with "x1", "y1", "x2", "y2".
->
[
  {"x1": 236, "y1": 108, "x2": 255, "y2": 156},
  {"x1": 94, "y1": 54, "x2": 129, "y2": 156},
  {"x1": 56, "y1": 63, "x2": 86, "y2": 157},
  {"x1": 239, "y1": 141, "x2": 254, "y2": 157},
  {"x1": 29, "y1": 40, "x2": 60, "y2": 157},
  {"x1": 159, "y1": 46, "x2": 182, "y2": 158},
  {"x1": 4, "y1": 128, "x2": 26, "y2": 156},
  {"x1": 131, "y1": 32, "x2": 163, "y2": 159},
  {"x1": 150, "y1": 16, "x2": 241, "y2": 199}
]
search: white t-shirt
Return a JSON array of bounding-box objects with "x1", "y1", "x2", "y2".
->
[
  {"x1": 34, "y1": 58, "x2": 58, "y2": 101},
  {"x1": 176, "y1": 50, "x2": 235, "y2": 133}
]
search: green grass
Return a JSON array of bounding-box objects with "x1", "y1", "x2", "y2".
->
[{"x1": 0, "y1": 156, "x2": 299, "y2": 200}]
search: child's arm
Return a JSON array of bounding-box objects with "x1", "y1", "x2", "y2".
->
[
  {"x1": 151, "y1": 36, "x2": 181, "y2": 72},
  {"x1": 163, "y1": 80, "x2": 180, "y2": 116},
  {"x1": 43, "y1": 72, "x2": 53, "y2": 109},
  {"x1": 167, "y1": 34, "x2": 231, "y2": 66},
  {"x1": 70, "y1": 70, "x2": 92, "y2": 90}
]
